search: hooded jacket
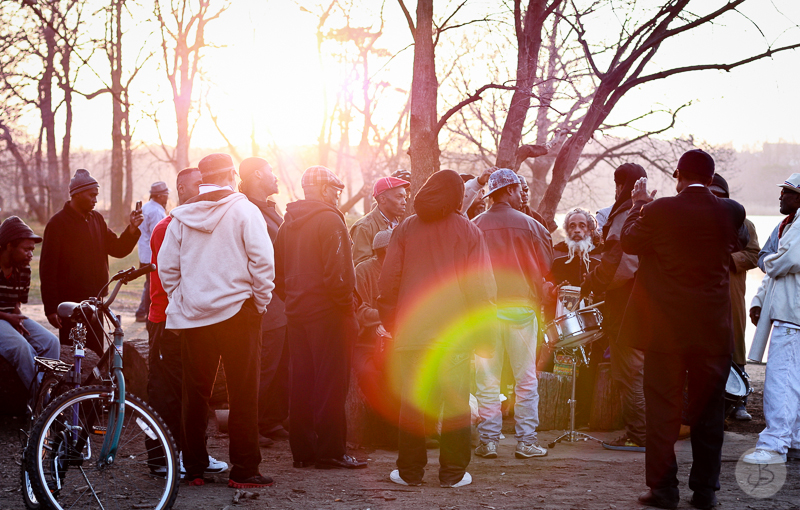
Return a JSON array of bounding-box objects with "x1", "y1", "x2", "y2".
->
[
  {"x1": 158, "y1": 190, "x2": 274, "y2": 329},
  {"x1": 378, "y1": 170, "x2": 496, "y2": 351},
  {"x1": 274, "y1": 199, "x2": 355, "y2": 319}
]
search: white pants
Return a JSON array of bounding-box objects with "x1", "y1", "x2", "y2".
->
[
  {"x1": 475, "y1": 318, "x2": 539, "y2": 443},
  {"x1": 757, "y1": 322, "x2": 800, "y2": 454}
]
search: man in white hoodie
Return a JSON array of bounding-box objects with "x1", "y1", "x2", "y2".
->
[
  {"x1": 159, "y1": 153, "x2": 275, "y2": 488},
  {"x1": 746, "y1": 173, "x2": 800, "y2": 465}
]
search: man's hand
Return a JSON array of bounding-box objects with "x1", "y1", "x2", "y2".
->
[
  {"x1": 750, "y1": 306, "x2": 761, "y2": 326},
  {"x1": 376, "y1": 324, "x2": 392, "y2": 339},
  {"x1": 477, "y1": 166, "x2": 497, "y2": 186},
  {"x1": 128, "y1": 208, "x2": 144, "y2": 234},
  {"x1": 631, "y1": 177, "x2": 657, "y2": 203},
  {"x1": 47, "y1": 312, "x2": 62, "y2": 330},
  {"x1": 2, "y1": 313, "x2": 29, "y2": 335}
]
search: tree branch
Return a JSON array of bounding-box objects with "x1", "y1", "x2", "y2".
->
[{"x1": 396, "y1": 0, "x2": 416, "y2": 37}]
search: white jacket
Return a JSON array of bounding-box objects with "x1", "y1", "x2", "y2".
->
[
  {"x1": 752, "y1": 214, "x2": 800, "y2": 327},
  {"x1": 159, "y1": 191, "x2": 274, "y2": 329}
]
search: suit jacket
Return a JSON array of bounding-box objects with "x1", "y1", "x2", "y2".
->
[{"x1": 618, "y1": 186, "x2": 745, "y2": 355}]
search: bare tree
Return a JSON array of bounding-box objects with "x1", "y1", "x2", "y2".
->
[
  {"x1": 153, "y1": 0, "x2": 230, "y2": 172},
  {"x1": 534, "y1": 0, "x2": 800, "y2": 226},
  {"x1": 2, "y1": 0, "x2": 88, "y2": 215}
]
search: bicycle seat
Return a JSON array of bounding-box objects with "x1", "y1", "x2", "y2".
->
[{"x1": 57, "y1": 302, "x2": 81, "y2": 319}]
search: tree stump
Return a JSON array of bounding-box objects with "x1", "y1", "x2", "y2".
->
[
  {"x1": 123, "y1": 341, "x2": 150, "y2": 401},
  {"x1": 0, "y1": 355, "x2": 28, "y2": 416},
  {"x1": 345, "y1": 368, "x2": 398, "y2": 448},
  {"x1": 536, "y1": 371, "x2": 570, "y2": 431},
  {"x1": 589, "y1": 362, "x2": 624, "y2": 430}
]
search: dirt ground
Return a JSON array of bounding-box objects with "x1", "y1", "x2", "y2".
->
[{"x1": 1, "y1": 301, "x2": 798, "y2": 510}]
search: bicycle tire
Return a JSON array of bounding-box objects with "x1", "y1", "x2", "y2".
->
[
  {"x1": 22, "y1": 372, "x2": 70, "y2": 509},
  {"x1": 25, "y1": 385, "x2": 180, "y2": 510}
]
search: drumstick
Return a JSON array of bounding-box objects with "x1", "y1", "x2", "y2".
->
[{"x1": 574, "y1": 301, "x2": 605, "y2": 312}]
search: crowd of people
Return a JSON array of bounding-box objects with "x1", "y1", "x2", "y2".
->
[{"x1": 0, "y1": 147, "x2": 798, "y2": 507}]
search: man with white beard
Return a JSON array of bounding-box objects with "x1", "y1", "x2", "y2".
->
[
  {"x1": 551, "y1": 208, "x2": 601, "y2": 287},
  {"x1": 547, "y1": 208, "x2": 602, "y2": 425}
]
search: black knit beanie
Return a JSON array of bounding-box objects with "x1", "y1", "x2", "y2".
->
[{"x1": 0, "y1": 216, "x2": 42, "y2": 248}]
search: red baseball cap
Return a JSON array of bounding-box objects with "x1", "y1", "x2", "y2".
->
[{"x1": 373, "y1": 176, "x2": 410, "y2": 197}]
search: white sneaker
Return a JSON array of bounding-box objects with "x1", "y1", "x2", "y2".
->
[
  {"x1": 179, "y1": 452, "x2": 229, "y2": 474},
  {"x1": 475, "y1": 441, "x2": 498, "y2": 459},
  {"x1": 441, "y1": 472, "x2": 472, "y2": 488},
  {"x1": 390, "y1": 469, "x2": 421, "y2": 486},
  {"x1": 515, "y1": 441, "x2": 548, "y2": 458},
  {"x1": 206, "y1": 454, "x2": 229, "y2": 474},
  {"x1": 743, "y1": 449, "x2": 786, "y2": 465}
]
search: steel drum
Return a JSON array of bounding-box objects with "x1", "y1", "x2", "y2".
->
[{"x1": 544, "y1": 308, "x2": 603, "y2": 349}]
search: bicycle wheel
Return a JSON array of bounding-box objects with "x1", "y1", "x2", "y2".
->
[
  {"x1": 26, "y1": 385, "x2": 180, "y2": 510},
  {"x1": 23, "y1": 372, "x2": 70, "y2": 509}
]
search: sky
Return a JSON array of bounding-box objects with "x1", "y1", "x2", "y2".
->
[{"x1": 59, "y1": 0, "x2": 800, "y2": 155}]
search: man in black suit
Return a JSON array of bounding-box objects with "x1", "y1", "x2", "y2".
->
[{"x1": 618, "y1": 149, "x2": 745, "y2": 509}]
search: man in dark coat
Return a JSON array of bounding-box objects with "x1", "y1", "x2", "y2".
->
[
  {"x1": 378, "y1": 169, "x2": 496, "y2": 488},
  {"x1": 274, "y1": 166, "x2": 367, "y2": 470},
  {"x1": 582, "y1": 163, "x2": 648, "y2": 452},
  {"x1": 619, "y1": 149, "x2": 745, "y2": 509},
  {"x1": 239, "y1": 157, "x2": 291, "y2": 444},
  {"x1": 40, "y1": 168, "x2": 142, "y2": 354}
]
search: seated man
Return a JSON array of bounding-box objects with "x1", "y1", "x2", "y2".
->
[
  {"x1": 353, "y1": 230, "x2": 400, "y2": 434},
  {"x1": 0, "y1": 217, "x2": 60, "y2": 396}
]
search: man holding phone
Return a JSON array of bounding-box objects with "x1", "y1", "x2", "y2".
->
[
  {"x1": 135, "y1": 182, "x2": 170, "y2": 322},
  {"x1": 40, "y1": 168, "x2": 143, "y2": 354}
]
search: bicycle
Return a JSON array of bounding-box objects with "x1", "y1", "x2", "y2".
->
[{"x1": 23, "y1": 264, "x2": 180, "y2": 510}]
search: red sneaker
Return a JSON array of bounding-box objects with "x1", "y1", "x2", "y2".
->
[{"x1": 228, "y1": 474, "x2": 274, "y2": 488}]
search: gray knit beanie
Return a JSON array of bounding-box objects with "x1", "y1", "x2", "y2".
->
[{"x1": 69, "y1": 169, "x2": 99, "y2": 196}]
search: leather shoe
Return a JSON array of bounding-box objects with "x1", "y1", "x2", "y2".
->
[
  {"x1": 638, "y1": 489, "x2": 679, "y2": 509},
  {"x1": 292, "y1": 460, "x2": 314, "y2": 468},
  {"x1": 315, "y1": 455, "x2": 368, "y2": 469},
  {"x1": 690, "y1": 491, "x2": 718, "y2": 509}
]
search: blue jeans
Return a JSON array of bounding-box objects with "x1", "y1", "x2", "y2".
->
[
  {"x1": 0, "y1": 318, "x2": 60, "y2": 391},
  {"x1": 475, "y1": 318, "x2": 539, "y2": 443}
]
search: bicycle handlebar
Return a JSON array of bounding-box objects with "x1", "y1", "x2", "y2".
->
[{"x1": 102, "y1": 264, "x2": 156, "y2": 310}]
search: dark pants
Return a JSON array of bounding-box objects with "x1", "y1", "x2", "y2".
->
[
  {"x1": 607, "y1": 284, "x2": 646, "y2": 445},
  {"x1": 288, "y1": 311, "x2": 354, "y2": 463},
  {"x1": 396, "y1": 349, "x2": 471, "y2": 486},
  {"x1": 146, "y1": 321, "x2": 183, "y2": 445},
  {"x1": 136, "y1": 273, "x2": 151, "y2": 320},
  {"x1": 258, "y1": 325, "x2": 290, "y2": 435},
  {"x1": 181, "y1": 300, "x2": 262, "y2": 480},
  {"x1": 644, "y1": 351, "x2": 730, "y2": 495}
]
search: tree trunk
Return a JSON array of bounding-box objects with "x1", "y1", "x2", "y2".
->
[
  {"x1": 495, "y1": 0, "x2": 548, "y2": 170},
  {"x1": 42, "y1": 24, "x2": 63, "y2": 214},
  {"x1": 60, "y1": 46, "x2": 73, "y2": 200},
  {"x1": 537, "y1": 84, "x2": 616, "y2": 227},
  {"x1": 0, "y1": 124, "x2": 47, "y2": 222},
  {"x1": 123, "y1": 89, "x2": 134, "y2": 217},
  {"x1": 109, "y1": 0, "x2": 126, "y2": 228},
  {"x1": 408, "y1": 0, "x2": 439, "y2": 202}
]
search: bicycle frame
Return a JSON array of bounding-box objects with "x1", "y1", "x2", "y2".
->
[
  {"x1": 97, "y1": 308, "x2": 125, "y2": 467},
  {"x1": 54, "y1": 264, "x2": 155, "y2": 468}
]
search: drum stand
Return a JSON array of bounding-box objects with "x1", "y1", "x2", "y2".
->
[{"x1": 548, "y1": 345, "x2": 603, "y2": 448}]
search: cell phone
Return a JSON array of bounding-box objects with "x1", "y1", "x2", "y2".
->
[{"x1": 135, "y1": 201, "x2": 142, "y2": 212}]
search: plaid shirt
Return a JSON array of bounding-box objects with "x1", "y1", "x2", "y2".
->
[{"x1": 0, "y1": 265, "x2": 31, "y2": 313}]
